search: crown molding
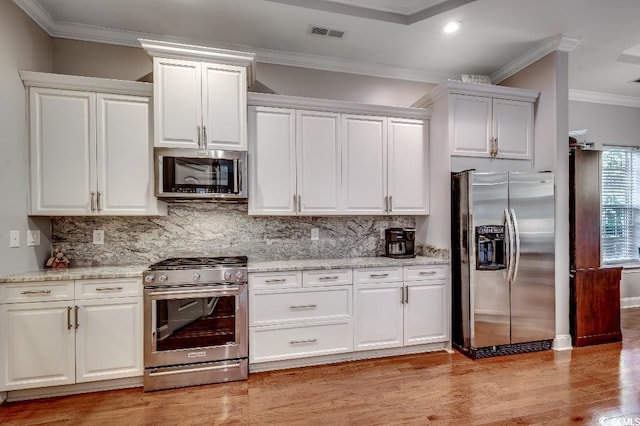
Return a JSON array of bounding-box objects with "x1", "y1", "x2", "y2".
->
[
  {"x1": 415, "y1": 79, "x2": 539, "y2": 107},
  {"x1": 491, "y1": 34, "x2": 582, "y2": 84},
  {"x1": 569, "y1": 89, "x2": 640, "y2": 108},
  {"x1": 19, "y1": 71, "x2": 153, "y2": 96},
  {"x1": 248, "y1": 92, "x2": 431, "y2": 119},
  {"x1": 13, "y1": 0, "x2": 56, "y2": 33}
]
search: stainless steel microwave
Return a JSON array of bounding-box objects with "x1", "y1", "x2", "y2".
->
[{"x1": 155, "y1": 148, "x2": 247, "y2": 200}]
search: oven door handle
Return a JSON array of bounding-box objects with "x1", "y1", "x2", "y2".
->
[{"x1": 147, "y1": 287, "x2": 242, "y2": 298}]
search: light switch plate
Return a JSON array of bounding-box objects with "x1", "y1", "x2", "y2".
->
[
  {"x1": 9, "y1": 231, "x2": 19, "y2": 248},
  {"x1": 311, "y1": 228, "x2": 319, "y2": 241},
  {"x1": 93, "y1": 230, "x2": 105, "y2": 245},
  {"x1": 27, "y1": 230, "x2": 40, "y2": 246}
]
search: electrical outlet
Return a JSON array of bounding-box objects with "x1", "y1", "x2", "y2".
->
[
  {"x1": 93, "y1": 230, "x2": 105, "y2": 245},
  {"x1": 311, "y1": 228, "x2": 319, "y2": 241},
  {"x1": 9, "y1": 231, "x2": 19, "y2": 248},
  {"x1": 27, "y1": 230, "x2": 40, "y2": 246}
]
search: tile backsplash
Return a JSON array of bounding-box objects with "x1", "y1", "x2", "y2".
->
[{"x1": 51, "y1": 203, "x2": 421, "y2": 266}]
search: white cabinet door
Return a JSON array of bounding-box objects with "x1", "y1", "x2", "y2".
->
[
  {"x1": 492, "y1": 98, "x2": 533, "y2": 160},
  {"x1": 29, "y1": 88, "x2": 96, "y2": 215},
  {"x1": 154, "y1": 58, "x2": 202, "y2": 148},
  {"x1": 354, "y1": 282, "x2": 404, "y2": 351},
  {"x1": 0, "y1": 301, "x2": 75, "y2": 391},
  {"x1": 75, "y1": 297, "x2": 143, "y2": 383},
  {"x1": 450, "y1": 94, "x2": 492, "y2": 157},
  {"x1": 387, "y1": 118, "x2": 428, "y2": 215},
  {"x1": 96, "y1": 94, "x2": 158, "y2": 215},
  {"x1": 248, "y1": 106, "x2": 297, "y2": 215},
  {"x1": 342, "y1": 114, "x2": 387, "y2": 214},
  {"x1": 403, "y1": 281, "x2": 448, "y2": 346},
  {"x1": 297, "y1": 110, "x2": 341, "y2": 214},
  {"x1": 202, "y1": 63, "x2": 247, "y2": 150}
]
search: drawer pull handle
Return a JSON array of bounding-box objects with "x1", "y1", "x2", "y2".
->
[
  {"x1": 289, "y1": 304, "x2": 317, "y2": 309},
  {"x1": 265, "y1": 279, "x2": 287, "y2": 283},
  {"x1": 370, "y1": 273, "x2": 389, "y2": 278},
  {"x1": 290, "y1": 338, "x2": 317, "y2": 345},
  {"x1": 95, "y1": 286, "x2": 124, "y2": 292},
  {"x1": 318, "y1": 276, "x2": 339, "y2": 281},
  {"x1": 419, "y1": 271, "x2": 437, "y2": 276},
  {"x1": 21, "y1": 290, "x2": 52, "y2": 295}
]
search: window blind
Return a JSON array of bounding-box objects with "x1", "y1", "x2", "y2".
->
[{"x1": 601, "y1": 147, "x2": 639, "y2": 262}]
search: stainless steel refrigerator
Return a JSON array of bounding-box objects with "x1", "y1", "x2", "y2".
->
[{"x1": 451, "y1": 171, "x2": 555, "y2": 359}]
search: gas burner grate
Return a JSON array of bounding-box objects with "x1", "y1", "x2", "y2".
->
[{"x1": 149, "y1": 256, "x2": 248, "y2": 270}]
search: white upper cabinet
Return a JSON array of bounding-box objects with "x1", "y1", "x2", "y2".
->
[
  {"x1": 141, "y1": 39, "x2": 256, "y2": 151},
  {"x1": 22, "y1": 72, "x2": 166, "y2": 216},
  {"x1": 248, "y1": 93, "x2": 430, "y2": 216},
  {"x1": 419, "y1": 80, "x2": 538, "y2": 161},
  {"x1": 342, "y1": 114, "x2": 387, "y2": 214}
]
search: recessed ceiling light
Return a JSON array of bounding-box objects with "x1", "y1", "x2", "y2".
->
[{"x1": 443, "y1": 20, "x2": 462, "y2": 34}]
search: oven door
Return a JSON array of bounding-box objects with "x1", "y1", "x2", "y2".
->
[{"x1": 144, "y1": 283, "x2": 247, "y2": 368}]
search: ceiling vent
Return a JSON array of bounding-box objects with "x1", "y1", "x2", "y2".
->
[{"x1": 310, "y1": 25, "x2": 345, "y2": 39}]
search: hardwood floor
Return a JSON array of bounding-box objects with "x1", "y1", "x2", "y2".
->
[{"x1": 2, "y1": 308, "x2": 640, "y2": 425}]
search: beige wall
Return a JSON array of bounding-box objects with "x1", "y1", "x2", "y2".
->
[
  {"x1": 501, "y1": 51, "x2": 571, "y2": 346},
  {"x1": 52, "y1": 39, "x2": 152, "y2": 81},
  {"x1": 0, "y1": 1, "x2": 53, "y2": 275}
]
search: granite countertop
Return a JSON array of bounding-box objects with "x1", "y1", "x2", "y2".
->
[
  {"x1": 0, "y1": 256, "x2": 449, "y2": 283},
  {"x1": 0, "y1": 265, "x2": 148, "y2": 283},
  {"x1": 247, "y1": 256, "x2": 448, "y2": 273}
]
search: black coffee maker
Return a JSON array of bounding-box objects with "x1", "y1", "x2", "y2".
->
[{"x1": 384, "y1": 228, "x2": 416, "y2": 258}]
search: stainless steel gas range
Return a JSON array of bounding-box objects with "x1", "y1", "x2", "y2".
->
[{"x1": 142, "y1": 256, "x2": 248, "y2": 391}]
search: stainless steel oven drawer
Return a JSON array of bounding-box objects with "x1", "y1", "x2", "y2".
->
[{"x1": 144, "y1": 359, "x2": 248, "y2": 392}]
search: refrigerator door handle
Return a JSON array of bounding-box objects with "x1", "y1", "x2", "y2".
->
[
  {"x1": 510, "y1": 208, "x2": 521, "y2": 286},
  {"x1": 504, "y1": 208, "x2": 516, "y2": 286}
]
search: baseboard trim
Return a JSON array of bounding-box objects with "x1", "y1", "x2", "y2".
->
[
  {"x1": 0, "y1": 391, "x2": 7, "y2": 405},
  {"x1": 249, "y1": 342, "x2": 450, "y2": 373},
  {"x1": 621, "y1": 297, "x2": 640, "y2": 308},
  {"x1": 6, "y1": 376, "x2": 142, "y2": 403},
  {"x1": 553, "y1": 334, "x2": 573, "y2": 351}
]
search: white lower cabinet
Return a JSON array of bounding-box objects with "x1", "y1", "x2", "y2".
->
[
  {"x1": 354, "y1": 266, "x2": 449, "y2": 351},
  {"x1": 0, "y1": 279, "x2": 142, "y2": 392},
  {"x1": 249, "y1": 270, "x2": 353, "y2": 364}
]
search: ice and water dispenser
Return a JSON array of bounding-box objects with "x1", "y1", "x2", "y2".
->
[{"x1": 475, "y1": 225, "x2": 506, "y2": 270}]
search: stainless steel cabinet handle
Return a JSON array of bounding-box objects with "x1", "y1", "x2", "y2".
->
[
  {"x1": 90, "y1": 191, "x2": 96, "y2": 212},
  {"x1": 419, "y1": 271, "x2": 437, "y2": 276},
  {"x1": 289, "y1": 304, "x2": 317, "y2": 309},
  {"x1": 384, "y1": 195, "x2": 389, "y2": 212},
  {"x1": 405, "y1": 286, "x2": 409, "y2": 304},
  {"x1": 401, "y1": 287, "x2": 405, "y2": 304},
  {"x1": 67, "y1": 306, "x2": 72, "y2": 330},
  {"x1": 74, "y1": 305, "x2": 79, "y2": 329},
  {"x1": 21, "y1": 289, "x2": 52, "y2": 295},
  {"x1": 389, "y1": 195, "x2": 393, "y2": 212},
  {"x1": 298, "y1": 194, "x2": 301, "y2": 212},
  {"x1": 290, "y1": 338, "x2": 317, "y2": 345},
  {"x1": 96, "y1": 191, "x2": 102, "y2": 211},
  {"x1": 197, "y1": 125, "x2": 201, "y2": 148},
  {"x1": 318, "y1": 276, "x2": 339, "y2": 281},
  {"x1": 203, "y1": 125, "x2": 207, "y2": 147},
  {"x1": 490, "y1": 137, "x2": 498, "y2": 157},
  {"x1": 265, "y1": 278, "x2": 287, "y2": 284},
  {"x1": 370, "y1": 273, "x2": 389, "y2": 278},
  {"x1": 96, "y1": 286, "x2": 124, "y2": 292},
  {"x1": 293, "y1": 194, "x2": 297, "y2": 213}
]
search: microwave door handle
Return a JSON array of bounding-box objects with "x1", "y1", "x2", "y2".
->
[{"x1": 510, "y1": 208, "x2": 521, "y2": 286}]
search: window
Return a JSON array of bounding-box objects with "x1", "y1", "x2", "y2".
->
[{"x1": 601, "y1": 147, "x2": 640, "y2": 262}]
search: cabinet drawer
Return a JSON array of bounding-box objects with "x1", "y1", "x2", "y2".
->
[
  {"x1": 0, "y1": 281, "x2": 74, "y2": 304},
  {"x1": 354, "y1": 267, "x2": 402, "y2": 284},
  {"x1": 75, "y1": 278, "x2": 142, "y2": 299},
  {"x1": 403, "y1": 265, "x2": 448, "y2": 281},
  {"x1": 303, "y1": 269, "x2": 352, "y2": 287},
  {"x1": 250, "y1": 287, "x2": 351, "y2": 326},
  {"x1": 249, "y1": 272, "x2": 302, "y2": 290},
  {"x1": 249, "y1": 320, "x2": 353, "y2": 363}
]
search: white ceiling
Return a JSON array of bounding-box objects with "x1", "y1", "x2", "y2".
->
[{"x1": 14, "y1": 0, "x2": 640, "y2": 106}]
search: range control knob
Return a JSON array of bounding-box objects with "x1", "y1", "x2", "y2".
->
[
  {"x1": 192, "y1": 273, "x2": 201, "y2": 281},
  {"x1": 224, "y1": 271, "x2": 232, "y2": 280},
  {"x1": 235, "y1": 271, "x2": 244, "y2": 280},
  {"x1": 144, "y1": 275, "x2": 155, "y2": 283},
  {"x1": 158, "y1": 274, "x2": 168, "y2": 282}
]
